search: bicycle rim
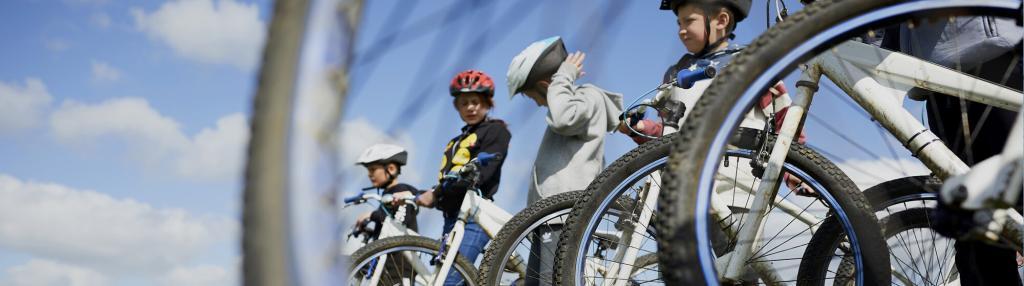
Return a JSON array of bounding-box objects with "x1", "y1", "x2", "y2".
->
[
  {"x1": 863, "y1": 176, "x2": 956, "y2": 286},
  {"x1": 243, "y1": 0, "x2": 363, "y2": 284}
]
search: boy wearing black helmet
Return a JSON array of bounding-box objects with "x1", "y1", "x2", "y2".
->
[
  {"x1": 663, "y1": 0, "x2": 749, "y2": 58},
  {"x1": 353, "y1": 143, "x2": 420, "y2": 239},
  {"x1": 623, "y1": 0, "x2": 812, "y2": 196}
]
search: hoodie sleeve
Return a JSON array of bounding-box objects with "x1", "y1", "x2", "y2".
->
[{"x1": 545, "y1": 62, "x2": 595, "y2": 137}]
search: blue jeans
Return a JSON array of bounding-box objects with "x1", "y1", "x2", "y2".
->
[{"x1": 442, "y1": 218, "x2": 490, "y2": 286}]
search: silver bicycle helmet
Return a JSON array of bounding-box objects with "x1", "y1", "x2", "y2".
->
[{"x1": 355, "y1": 144, "x2": 408, "y2": 166}]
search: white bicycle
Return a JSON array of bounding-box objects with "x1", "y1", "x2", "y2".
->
[
  {"x1": 553, "y1": 118, "x2": 890, "y2": 285},
  {"x1": 553, "y1": 32, "x2": 889, "y2": 286},
  {"x1": 346, "y1": 154, "x2": 516, "y2": 286},
  {"x1": 340, "y1": 192, "x2": 420, "y2": 256},
  {"x1": 657, "y1": 0, "x2": 1022, "y2": 285}
]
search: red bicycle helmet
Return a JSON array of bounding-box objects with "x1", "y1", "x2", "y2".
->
[{"x1": 449, "y1": 70, "x2": 496, "y2": 97}]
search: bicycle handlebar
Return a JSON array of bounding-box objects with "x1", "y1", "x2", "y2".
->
[
  {"x1": 449, "y1": 152, "x2": 504, "y2": 178},
  {"x1": 675, "y1": 62, "x2": 717, "y2": 89},
  {"x1": 475, "y1": 152, "x2": 503, "y2": 166},
  {"x1": 343, "y1": 193, "x2": 364, "y2": 204},
  {"x1": 343, "y1": 193, "x2": 417, "y2": 206}
]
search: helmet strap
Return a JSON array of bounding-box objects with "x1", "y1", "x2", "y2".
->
[
  {"x1": 382, "y1": 167, "x2": 398, "y2": 188},
  {"x1": 695, "y1": 7, "x2": 735, "y2": 58}
]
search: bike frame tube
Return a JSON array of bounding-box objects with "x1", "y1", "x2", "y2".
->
[
  {"x1": 432, "y1": 220, "x2": 466, "y2": 286},
  {"x1": 817, "y1": 41, "x2": 1018, "y2": 179},
  {"x1": 367, "y1": 254, "x2": 387, "y2": 285},
  {"x1": 467, "y1": 192, "x2": 514, "y2": 239}
]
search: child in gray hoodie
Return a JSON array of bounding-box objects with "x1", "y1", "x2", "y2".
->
[
  {"x1": 507, "y1": 36, "x2": 624, "y2": 204},
  {"x1": 507, "y1": 36, "x2": 623, "y2": 285}
]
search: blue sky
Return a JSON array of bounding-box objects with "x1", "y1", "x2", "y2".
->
[{"x1": 0, "y1": 0, "x2": 932, "y2": 285}]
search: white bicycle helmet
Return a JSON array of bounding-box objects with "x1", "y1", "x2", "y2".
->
[
  {"x1": 506, "y1": 36, "x2": 568, "y2": 99},
  {"x1": 355, "y1": 144, "x2": 408, "y2": 166}
]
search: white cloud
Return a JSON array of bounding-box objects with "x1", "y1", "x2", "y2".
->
[
  {"x1": 44, "y1": 38, "x2": 70, "y2": 52},
  {"x1": 159, "y1": 263, "x2": 237, "y2": 286},
  {"x1": 0, "y1": 78, "x2": 53, "y2": 133},
  {"x1": 2, "y1": 259, "x2": 109, "y2": 286},
  {"x1": 2, "y1": 259, "x2": 108, "y2": 286},
  {"x1": 91, "y1": 12, "x2": 112, "y2": 29},
  {"x1": 90, "y1": 61, "x2": 121, "y2": 82},
  {"x1": 0, "y1": 174, "x2": 236, "y2": 274},
  {"x1": 51, "y1": 97, "x2": 190, "y2": 164},
  {"x1": 49, "y1": 98, "x2": 248, "y2": 181},
  {"x1": 175, "y1": 113, "x2": 249, "y2": 180},
  {"x1": 836, "y1": 158, "x2": 931, "y2": 190},
  {"x1": 131, "y1": 0, "x2": 266, "y2": 70}
]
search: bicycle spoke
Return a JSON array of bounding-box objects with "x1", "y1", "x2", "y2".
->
[{"x1": 750, "y1": 202, "x2": 822, "y2": 260}]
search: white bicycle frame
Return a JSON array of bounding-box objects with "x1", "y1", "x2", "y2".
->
[
  {"x1": 595, "y1": 94, "x2": 828, "y2": 285},
  {"x1": 431, "y1": 190, "x2": 514, "y2": 285},
  {"x1": 594, "y1": 80, "x2": 830, "y2": 285},
  {"x1": 593, "y1": 153, "x2": 812, "y2": 285},
  {"x1": 720, "y1": 40, "x2": 1023, "y2": 282},
  {"x1": 343, "y1": 193, "x2": 432, "y2": 285}
]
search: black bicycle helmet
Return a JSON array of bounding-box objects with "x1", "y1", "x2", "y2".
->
[{"x1": 659, "y1": 0, "x2": 751, "y2": 22}]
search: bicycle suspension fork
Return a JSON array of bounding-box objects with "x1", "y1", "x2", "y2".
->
[
  {"x1": 607, "y1": 171, "x2": 662, "y2": 286},
  {"x1": 721, "y1": 64, "x2": 820, "y2": 282}
]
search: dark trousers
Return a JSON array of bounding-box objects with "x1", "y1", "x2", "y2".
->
[{"x1": 927, "y1": 49, "x2": 1022, "y2": 286}]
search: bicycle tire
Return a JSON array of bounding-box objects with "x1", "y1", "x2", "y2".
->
[
  {"x1": 349, "y1": 235, "x2": 480, "y2": 286},
  {"x1": 657, "y1": 0, "x2": 1020, "y2": 284},
  {"x1": 862, "y1": 176, "x2": 941, "y2": 212},
  {"x1": 478, "y1": 190, "x2": 587, "y2": 286},
  {"x1": 836, "y1": 176, "x2": 956, "y2": 286},
  {"x1": 242, "y1": 0, "x2": 310, "y2": 285}
]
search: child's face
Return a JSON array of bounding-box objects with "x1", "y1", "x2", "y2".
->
[
  {"x1": 364, "y1": 164, "x2": 394, "y2": 187},
  {"x1": 676, "y1": 4, "x2": 728, "y2": 54},
  {"x1": 454, "y1": 93, "x2": 491, "y2": 125}
]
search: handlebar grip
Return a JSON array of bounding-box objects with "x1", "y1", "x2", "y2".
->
[
  {"x1": 675, "y1": 64, "x2": 717, "y2": 89},
  {"x1": 476, "y1": 152, "x2": 504, "y2": 166},
  {"x1": 343, "y1": 194, "x2": 363, "y2": 204}
]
